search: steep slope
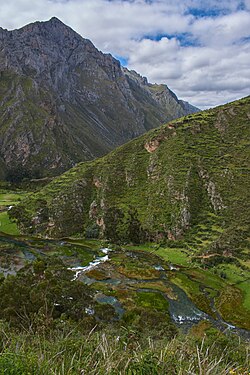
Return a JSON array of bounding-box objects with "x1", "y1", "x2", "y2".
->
[
  {"x1": 11, "y1": 96, "x2": 250, "y2": 256},
  {"x1": 0, "y1": 17, "x2": 198, "y2": 179}
]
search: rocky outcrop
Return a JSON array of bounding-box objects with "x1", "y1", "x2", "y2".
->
[
  {"x1": 0, "y1": 18, "x2": 199, "y2": 179},
  {"x1": 198, "y1": 167, "x2": 225, "y2": 211}
]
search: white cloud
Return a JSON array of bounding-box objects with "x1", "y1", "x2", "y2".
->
[
  {"x1": 191, "y1": 11, "x2": 250, "y2": 46},
  {"x1": 0, "y1": 0, "x2": 249, "y2": 108},
  {"x1": 130, "y1": 41, "x2": 250, "y2": 108}
]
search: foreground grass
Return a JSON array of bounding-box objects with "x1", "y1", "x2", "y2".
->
[{"x1": 0, "y1": 322, "x2": 249, "y2": 375}]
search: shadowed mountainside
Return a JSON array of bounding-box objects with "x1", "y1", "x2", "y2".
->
[{"x1": 0, "y1": 17, "x2": 198, "y2": 179}]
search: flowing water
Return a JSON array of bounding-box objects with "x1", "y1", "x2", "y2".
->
[
  {"x1": 95, "y1": 294, "x2": 125, "y2": 318},
  {"x1": 69, "y1": 248, "x2": 110, "y2": 280},
  {"x1": 0, "y1": 232, "x2": 249, "y2": 338}
]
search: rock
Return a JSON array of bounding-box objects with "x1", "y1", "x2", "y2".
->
[{"x1": 0, "y1": 18, "x2": 199, "y2": 179}]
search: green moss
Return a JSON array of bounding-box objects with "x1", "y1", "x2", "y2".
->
[
  {"x1": 216, "y1": 285, "x2": 250, "y2": 330},
  {"x1": 238, "y1": 281, "x2": 250, "y2": 311},
  {"x1": 136, "y1": 291, "x2": 169, "y2": 312},
  {"x1": 170, "y1": 272, "x2": 216, "y2": 317},
  {"x1": 133, "y1": 281, "x2": 176, "y2": 298}
]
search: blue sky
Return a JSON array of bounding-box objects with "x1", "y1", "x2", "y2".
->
[{"x1": 0, "y1": 0, "x2": 250, "y2": 108}]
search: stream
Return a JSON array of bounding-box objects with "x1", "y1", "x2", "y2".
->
[
  {"x1": 69, "y1": 248, "x2": 110, "y2": 280},
  {"x1": 0, "y1": 232, "x2": 249, "y2": 339},
  {"x1": 68, "y1": 247, "x2": 250, "y2": 338}
]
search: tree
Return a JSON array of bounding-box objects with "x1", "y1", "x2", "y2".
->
[
  {"x1": 126, "y1": 207, "x2": 145, "y2": 244},
  {"x1": 0, "y1": 258, "x2": 94, "y2": 331}
]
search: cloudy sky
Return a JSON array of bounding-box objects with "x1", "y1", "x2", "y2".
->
[{"x1": 0, "y1": 0, "x2": 250, "y2": 109}]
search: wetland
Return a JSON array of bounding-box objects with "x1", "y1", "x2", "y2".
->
[{"x1": 0, "y1": 229, "x2": 249, "y2": 339}]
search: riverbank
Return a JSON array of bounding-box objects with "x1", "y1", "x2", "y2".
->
[
  {"x1": 1, "y1": 231, "x2": 250, "y2": 336},
  {"x1": 0, "y1": 187, "x2": 250, "y2": 373}
]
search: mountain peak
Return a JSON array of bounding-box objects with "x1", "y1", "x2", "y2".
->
[
  {"x1": 1, "y1": 16, "x2": 95, "y2": 76},
  {"x1": 19, "y1": 17, "x2": 79, "y2": 37},
  {"x1": 43, "y1": 17, "x2": 77, "y2": 33},
  {"x1": 48, "y1": 16, "x2": 64, "y2": 24},
  {"x1": 0, "y1": 18, "x2": 199, "y2": 178}
]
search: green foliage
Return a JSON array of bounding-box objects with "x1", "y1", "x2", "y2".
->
[
  {"x1": 136, "y1": 291, "x2": 169, "y2": 311},
  {"x1": 0, "y1": 211, "x2": 20, "y2": 235},
  {"x1": 11, "y1": 97, "x2": 250, "y2": 261},
  {"x1": 0, "y1": 258, "x2": 94, "y2": 331},
  {"x1": 85, "y1": 223, "x2": 100, "y2": 238},
  {"x1": 0, "y1": 352, "x2": 39, "y2": 375},
  {"x1": 5, "y1": 165, "x2": 41, "y2": 184},
  {"x1": 0, "y1": 230, "x2": 249, "y2": 373},
  {"x1": 7, "y1": 97, "x2": 250, "y2": 334},
  {"x1": 104, "y1": 206, "x2": 125, "y2": 243},
  {"x1": 103, "y1": 206, "x2": 146, "y2": 244},
  {"x1": 0, "y1": 322, "x2": 248, "y2": 375},
  {"x1": 0, "y1": 188, "x2": 27, "y2": 234},
  {"x1": 126, "y1": 207, "x2": 146, "y2": 244},
  {"x1": 215, "y1": 285, "x2": 250, "y2": 330}
]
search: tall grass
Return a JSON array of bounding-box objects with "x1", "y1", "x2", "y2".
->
[{"x1": 0, "y1": 322, "x2": 249, "y2": 374}]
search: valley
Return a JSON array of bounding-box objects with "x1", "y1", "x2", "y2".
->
[
  {"x1": 1, "y1": 188, "x2": 249, "y2": 334},
  {"x1": 0, "y1": 97, "x2": 249, "y2": 373},
  {"x1": 0, "y1": 7, "x2": 249, "y2": 373}
]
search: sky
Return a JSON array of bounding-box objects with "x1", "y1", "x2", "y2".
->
[{"x1": 0, "y1": 0, "x2": 250, "y2": 109}]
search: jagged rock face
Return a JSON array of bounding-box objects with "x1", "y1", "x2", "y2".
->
[
  {"x1": 0, "y1": 17, "x2": 198, "y2": 179},
  {"x1": 11, "y1": 97, "x2": 250, "y2": 254}
]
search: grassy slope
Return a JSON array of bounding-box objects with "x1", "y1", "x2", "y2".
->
[
  {"x1": 10, "y1": 97, "x2": 250, "y2": 330},
  {"x1": 0, "y1": 212, "x2": 19, "y2": 235},
  {"x1": 0, "y1": 188, "x2": 27, "y2": 235},
  {"x1": 12, "y1": 96, "x2": 250, "y2": 257}
]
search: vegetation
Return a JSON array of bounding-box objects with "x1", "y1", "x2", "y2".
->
[
  {"x1": 1, "y1": 96, "x2": 250, "y2": 373},
  {"x1": 0, "y1": 19, "x2": 197, "y2": 179},
  {"x1": 0, "y1": 252, "x2": 249, "y2": 374},
  {"x1": 10, "y1": 97, "x2": 250, "y2": 264},
  {"x1": 0, "y1": 231, "x2": 249, "y2": 373},
  {"x1": 0, "y1": 211, "x2": 19, "y2": 235},
  {"x1": 0, "y1": 321, "x2": 249, "y2": 375},
  {"x1": 0, "y1": 187, "x2": 27, "y2": 234}
]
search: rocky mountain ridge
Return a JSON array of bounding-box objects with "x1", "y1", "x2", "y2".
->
[{"x1": 0, "y1": 17, "x2": 198, "y2": 179}]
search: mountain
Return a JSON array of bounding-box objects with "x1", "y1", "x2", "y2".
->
[
  {"x1": 0, "y1": 17, "x2": 198, "y2": 180},
  {"x1": 11, "y1": 96, "x2": 250, "y2": 256}
]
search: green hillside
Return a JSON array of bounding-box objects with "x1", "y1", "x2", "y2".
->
[
  {"x1": 2, "y1": 97, "x2": 250, "y2": 372},
  {"x1": 11, "y1": 97, "x2": 250, "y2": 259}
]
